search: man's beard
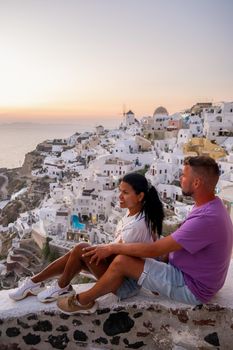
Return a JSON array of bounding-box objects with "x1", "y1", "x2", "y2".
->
[{"x1": 182, "y1": 190, "x2": 194, "y2": 197}]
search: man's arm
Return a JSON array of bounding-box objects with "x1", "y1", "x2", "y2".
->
[
  {"x1": 83, "y1": 235, "x2": 182, "y2": 265},
  {"x1": 111, "y1": 235, "x2": 182, "y2": 257}
]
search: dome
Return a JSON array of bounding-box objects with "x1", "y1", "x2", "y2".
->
[{"x1": 153, "y1": 106, "x2": 168, "y2": 116}]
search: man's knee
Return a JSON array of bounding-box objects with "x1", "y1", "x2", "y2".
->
[
  {"x1": 111, "y1": 255, "x2": 132, "y2": 272},
  {"x1": 111, "y1": 255, "x2": 145, "y2": 279}
]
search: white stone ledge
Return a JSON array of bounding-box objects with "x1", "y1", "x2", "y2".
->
[
  {"x1": 0, "y1": 260, "x2": 233, "y2": 319},
  {"x1": 0, "y1": 262, "x2": 233, "y2": 349},
  {"x1": 0, "y1": 261, "x2": 233, "y2": 320}
]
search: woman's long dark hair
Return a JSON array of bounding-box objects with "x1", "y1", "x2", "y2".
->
[{"x1": 121, "y1": 172, "x2": 164, "y2": 237}]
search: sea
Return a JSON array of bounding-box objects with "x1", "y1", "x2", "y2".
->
[{"x1": 0, "y1": 118, "x2": 119, "y2": 169}]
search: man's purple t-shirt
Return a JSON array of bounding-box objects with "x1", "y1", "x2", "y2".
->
[{"x1": 169, "y1": 197, "x2": 233, "y2": 303}]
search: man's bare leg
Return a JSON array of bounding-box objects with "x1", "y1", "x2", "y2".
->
[{"x1": 78, "y1": 255, "x2": 145, "y2": 305}]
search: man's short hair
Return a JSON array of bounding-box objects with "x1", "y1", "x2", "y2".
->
[{"x1": 184, "y1": 156, "x2": 220, "y2": 181}]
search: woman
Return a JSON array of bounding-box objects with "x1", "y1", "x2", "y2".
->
[{"x1": 9, "y1": 172, "x2": 164, "y2": 303}]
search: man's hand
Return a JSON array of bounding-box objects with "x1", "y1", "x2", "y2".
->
[{"x1": 82, "y1": 244, "x2": 113, "y2": 265}]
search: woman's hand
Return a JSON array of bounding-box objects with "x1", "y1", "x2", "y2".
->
[{"x1": 82, "y1": 244, "x2": 113, "y2": 265}]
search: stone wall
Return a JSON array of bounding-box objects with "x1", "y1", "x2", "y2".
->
[{"x1": 1, "y1": 299, "x2": 232, "y2": 349}]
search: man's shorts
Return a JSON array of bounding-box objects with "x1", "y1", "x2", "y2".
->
[
  {"x1": 116, "y1": 277, "x2": 141, "y2": 300},
  {"x1": 137, "y1": 258, "x2": 202, "y2": 305}
]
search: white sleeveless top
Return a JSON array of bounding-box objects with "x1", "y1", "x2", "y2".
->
[{"x1": 114, "y1": 211, "x2": 153, "y2": 244}]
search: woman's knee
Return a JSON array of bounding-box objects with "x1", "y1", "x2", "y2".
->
[{"x1": 71, "y1": 242, "x2": 90, "y2": 257}]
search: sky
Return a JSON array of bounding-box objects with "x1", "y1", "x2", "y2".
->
[{"x1": 0, "y1": 0, "x2": 232, "y2": 122}]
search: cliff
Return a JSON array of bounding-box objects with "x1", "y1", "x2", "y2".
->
[
  {"x1": 20, "y1": 150, "x2": 45, "y2": 177},
  {"x1": 0, "y1": 150, "x2": 50, "y2": 227}
]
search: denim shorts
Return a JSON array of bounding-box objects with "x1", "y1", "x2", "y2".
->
[
  {"x1": 116, "y1": 277, "x2": 141, "y2": 300},
  {"x1": 137, "y1": 258, "x2": 202, "y2": 305}
]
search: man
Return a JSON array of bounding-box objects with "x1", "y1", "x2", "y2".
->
[{"x1": 57, "y1": 156, "x2": 233, "y2": 314}]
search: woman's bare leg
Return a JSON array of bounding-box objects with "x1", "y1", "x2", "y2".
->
[
  {"x1": 58, "y1": 243, "x2": 110, "y2": 288},
  {"x1": 31, "y1": 251, "x2": 72, "y2": 284},
  {"x1": 31, "y1": 242, "x2": 111, "y2": 288}
]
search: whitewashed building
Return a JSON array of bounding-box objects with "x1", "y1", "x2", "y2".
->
[
  {"x1": 153, "y1": 106, "x2": 170, "y2": 130},
  {"x1": 121, "y1": 110, "x2": 138, "y2": 128},
  {"x1": 185, "y1": 115, "x2": 203, "y2": 137},
  {"x1": 177, "y1": 129, "x2": 192, "y2": 146},
  {"x1": 203, "y1": 102, "x2": 233, "y2": 143},
  {"x1": 157, "y1": 184, "x2": 182, "y2": 202}
]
